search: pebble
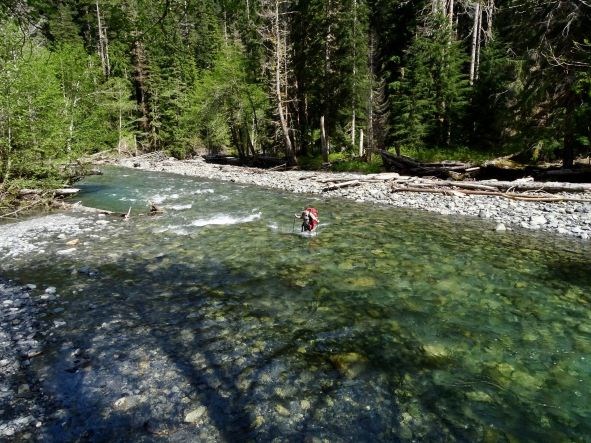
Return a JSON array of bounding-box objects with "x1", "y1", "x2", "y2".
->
[{"x1": 0, "y1": 280, "x2": 46, "y2": 440}]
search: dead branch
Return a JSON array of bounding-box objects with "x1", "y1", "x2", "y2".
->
[
  {"x1": 0, "y1": 201, "x2": 44, "y2": 219},
  {"x1": 268, "y1": 163, "x2": 287, "y2": 171}
]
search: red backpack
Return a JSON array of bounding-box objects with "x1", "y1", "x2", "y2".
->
[
  {"x1": 306, "y1": 208, "x2": 319, "y2": 220},
  {"x1": 305, "y1": 208, "x2": 319, "y2": 230}
]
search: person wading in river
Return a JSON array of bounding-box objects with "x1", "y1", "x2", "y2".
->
[{"x1": 295, "y1": 207, "x2": 319, "y2": 232}]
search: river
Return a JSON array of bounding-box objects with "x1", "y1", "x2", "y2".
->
[{"x1": 2, "y1": 166, "x2": 590, "y2": 441}]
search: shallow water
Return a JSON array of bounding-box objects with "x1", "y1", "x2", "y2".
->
[{"x1": 2, "y1": 166, "x2": 591, "y2": 441}]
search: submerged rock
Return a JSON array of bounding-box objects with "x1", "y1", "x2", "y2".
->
[
  {"x1": 329, "y1": 352, "x2": 368, "y2": 379},
  {"x1": 184, "y1": 406, "x2": 207, "y2": 423}
]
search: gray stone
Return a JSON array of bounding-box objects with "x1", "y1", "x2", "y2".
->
[
  {"x1": 184, "y1": 406, "x2": 207, "y2": 423},
  {"x1": 495, "y1": 223, "x2": 507, "y2": 232},
  {"x1": 529, "y1": 215, "x2": 547, "y2": 225}
]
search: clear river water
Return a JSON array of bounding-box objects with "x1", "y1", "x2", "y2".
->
[{"x1": 2, "y1": 166, "x2": 591, "y2": 441}]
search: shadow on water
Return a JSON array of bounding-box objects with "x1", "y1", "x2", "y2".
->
[
  {"x1": 545, "y1": 256, "x2": 591, "y2": 298},
  {"x1": 5, "y1": 239, "x2": 591, "y2": 441},
  {"x1": 1, "y1": 252, "x2": 492, "y2": 443}
]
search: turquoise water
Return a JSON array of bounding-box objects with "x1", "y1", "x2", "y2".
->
[{"x1": 3, "y1": 166, "x2": 591, "y2": 441}]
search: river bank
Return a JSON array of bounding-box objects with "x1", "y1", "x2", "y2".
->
[{"x1": 111, "y1": 153, "x2": 591, "y2": 240}]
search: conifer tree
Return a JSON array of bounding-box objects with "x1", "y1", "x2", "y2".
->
[
  {"x1": 501, "y1": 0, "x2": 591, "y2": 166},
  {"x1": 392, "y1": 11, "x2": 469, "y2": 150}
]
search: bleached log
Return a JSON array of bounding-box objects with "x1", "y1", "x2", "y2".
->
[
  {"x1": 390, "y1": 186, "x2": 591, "y2": 202},
  {"x1": 267, "y1": 163, "x2": 287, "y2": 171},
  {"x1": 365, "y1": 172, "x2": 401, "y2": 180},
  {"x1": 396, "y1": 180, "x2": 499, "y2": 192},
  {"x1": 322, "y1": 180, "x2": 360, "y2": 192},
  {"x1": 53, "y1": 201, "x2": 116, "y2": 215},
  {"x1": 454, "y1": 179, "x2": 591, "y2": 193},
  {"x1": 391, "y1": 177, "x2": 591, "y2": 193},
  {"x1": 316, "y1": 172, "x2": 400, "y2": 185},
  {"x1": 316, "y1": 176, "x2": 359, "y2": 184},
  {"x1": 20, "y1": 188, "x2": 80, "y2": 196}
]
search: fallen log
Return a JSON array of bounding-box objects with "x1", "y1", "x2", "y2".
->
[
  {"x1": 399, "y1": 178, "x2": 591, "y2": 193},
  {"x1": 396, "y1": 181, "x2": 499, "y2": 192},
  {"x1": 316, "y1": 172, "x2": 401, "y2": 185},
  {"x1": 267, "y1": 163, "x2": 287, "y2": 171},
  {"x1": 322, "y1": 180, "x2": 360, "y2": 192},
  {"x1": 380, "y1": 150, "x2": 477, "y2": 179},
  {"x1": 19, "y1": 188, "x2": 80, "y2": 196},
  {"x1": 364, "y1": 172, "x2": 401, "y2": 181},
  {"x1": 316, "y1": 176, "x2": 361, "y2": 184},
  {"x1": 390, "y1": 186, "x2": 591, "y2": 203},
  {"x1": 54, "y1": 201, "x2": 117, "y2": 215}
]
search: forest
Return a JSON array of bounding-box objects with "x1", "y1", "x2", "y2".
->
[{"x1": 0, "y1": 0, "x2": 590, "y2": 189}]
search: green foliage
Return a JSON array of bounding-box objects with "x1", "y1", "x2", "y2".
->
[
  {"x1": 329, "y1": 152, "x2": 383, "y2": 173},
  {"x1": 392, "y1": 13, "x2": 470, "y2": 149},
  {"x1": 298, "y1": 151, "x2": 382, "y2": 173},
  {"x1": 396, "y1": 145, "x2": 500, "y2": 163},
  {"x1": 297, "y1": 154, "x2": 324, "y2": 171},
  {"x1": 469, "y1": 37, "x2": 519, "y2": 150},
  {"x1": 292, "y1": 0, "x2": 371, "y2": 153},
  {"x1": 0, "y1": 20, "x2": 67, "y2": 183},
  {"x1": 178, "y1": 43, "x2": 270, "y2": 158},
  {"x1": 1, "y1": 0, "x2": 590, "y2": 191},
  {"x1": 98, "y1": 77, "x2": 137, "y2": 153}
]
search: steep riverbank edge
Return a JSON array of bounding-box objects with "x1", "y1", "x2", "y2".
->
[{"x1": 105, "y1": 154, "x2": 591, "y2": 240}]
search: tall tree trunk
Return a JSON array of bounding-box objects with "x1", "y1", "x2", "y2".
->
[
  {"x1": 96, "y1": 0, "x2": 110, "y2": 78},
  {"x1": 485, "y1": 0, "x2": 494, "y2": 42},
  {"x1": 27, "y1": 97, "x2": 38, "y2": 152},
  {"x1": 1, "y1": 119, "x2": 12, "y2": 184},
  {"x1": 118, "y1": 89, "x2": 123, "y2": 155},
  {"x1": 320, "y1": 115, "x2": 329, "y2": 163},
  {"x1": 351, "y1": 0, "x2": 357, "y2": 148},
  {"x1": 475, "y1": 3, "x2": 482, "y2": 81},
  {"x1": 367, "y1": 32, "x2": 375, "y2": 159},
  {"x1": 131, "y1": 34, "x2": 152, "y2": 150},
  {"x1": 246, "y1": 93, "x2": 260, "y2": 157},
  {"x1": 359, "y1": 128, "x2": 364, "y2": 158},
  {"x1": 469, "y1": 2, "x2": 481, "y2": 85},
  {"x1": 447, "y1": 0, "x2": 454, "y2": 27},
  {"x1": 60, "y1": 54, "x2": 80, "y2": 156},
  {"x1": 323, "y1": 0, "x2": 334, "y2": 148},
  {"x1": 273, "y1": 0, "x2": 296, "y2": 165},
  {"x1": 432, "y1": 0, "x2": 445, "y2": 14}
]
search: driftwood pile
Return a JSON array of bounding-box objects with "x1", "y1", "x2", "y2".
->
[
  {"x1": 389, "y1": 177, "x2": 591, "y2": 202},
  {"x1": 315, "y1": 170, "x2": 591, "y2": 203},
  {"x1": 379, "y1": 149, "x2": 591, "y2": 183}
]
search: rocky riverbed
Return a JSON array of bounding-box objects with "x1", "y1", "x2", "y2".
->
[
  {"x1": 1, "y1": 156, "x2": 591, "y2": 441},
  {"x1": 0, "y1": 279, "x2": 47, "y2": 439},
  {"x1": 115, "y1": 154, "x2": 591, "y2": 240}
]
